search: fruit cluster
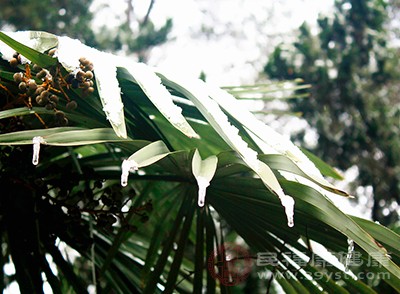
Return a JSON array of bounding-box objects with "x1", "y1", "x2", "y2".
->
[
  {"x1": 12, "y1": 62, "x2": 69, "y2": 126},
  {"x1": 13, "y1": 68, "x2": 56, "y2": 109},
  {"x1": 6, "y1": 50, "x2": 95, "y2": 127},
  {"x1": 9, "y1": 52, "x2": 22, "y2": 67},
  {"x1": 66, "y1": 57, "x2": 95, "y2": 96},
  {"x1": 65, "y1": 179, "x2": 151, "y2": 234}
]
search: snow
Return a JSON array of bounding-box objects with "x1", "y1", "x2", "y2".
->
[{"x1": 32, "y1": 136, "x2": 45, "y2": 165}]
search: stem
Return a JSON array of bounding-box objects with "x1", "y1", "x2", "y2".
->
[
  {"x1": 68, "y1": 146, "x2": 97, "y2": 291},
  {"x1": 89, "y1": 218, "x2": 97, "y2": 292},
  {"x1": 142, "y1": 0, "x2": 155, "y2": 25}
]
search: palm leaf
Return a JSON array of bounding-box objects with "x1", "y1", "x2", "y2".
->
[{"x1": 0, "y1": 31, "x2": 399, "y2": 294}]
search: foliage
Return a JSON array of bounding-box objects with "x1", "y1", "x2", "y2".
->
[
  {"x1": 0, "y1": 0, "x2": 172, "y2": 61},
  {"x1": 264, "y1": 0, "x2": 400, "y2": 226},
  {"x1": 0, "y1": 31, "x2": 399, "y2": 293},
  {"x1": 0, "y1": 0, "x2": 97, "y2": 47}
]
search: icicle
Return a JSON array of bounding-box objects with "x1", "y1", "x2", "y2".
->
[
  {"x1": 345, "y1": 238, "x2": 354, "y2": 272},
  {"x1": 191, "y1": 149, "x2": 218, "y2": 208},
  {"x1": 197, "y1": 177, "x2": 210, "y2": 207},
  {"x1": 279, "y1": 194, "x2": 295, "y2": 227},
  {"x1": 32, "y1": 136, "x2": 45, "y2": 165},
  {"x1": 121, "y1": 159, "x2": 138, "y2": 187}
]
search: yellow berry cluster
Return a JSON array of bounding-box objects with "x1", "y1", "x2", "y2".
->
[{"x1": 5, "y1": 50, "x2": 95, "y2": 127}]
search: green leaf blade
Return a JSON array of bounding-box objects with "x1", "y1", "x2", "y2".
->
[{"x1": 0, "y1": 31, "x2": 57, "y2": 67}]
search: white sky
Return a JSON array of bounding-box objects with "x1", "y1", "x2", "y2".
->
[
  {"x1": 91, "y1": 0, "x2": 335, "y2": 84},
  {"x1": 151, "y1": 0, "x2": 335, "y2": 84}
]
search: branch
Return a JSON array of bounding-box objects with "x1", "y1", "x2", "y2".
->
[{"x1": 142, "y1": 0, "x2": 156, "y2": 26}]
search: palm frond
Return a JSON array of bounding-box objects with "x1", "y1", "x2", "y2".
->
[{"x1": 0, "y1": 31, "x2": 399, "y2": 293}]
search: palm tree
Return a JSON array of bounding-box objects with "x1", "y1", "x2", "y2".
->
[{"x1": 0, "y1": 31, "x2": 399, "y2": 293}]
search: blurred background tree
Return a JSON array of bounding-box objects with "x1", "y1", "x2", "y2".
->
[
  {"x1": 0, "y1": 0, "x2": 172, "y2": 62},
  {"x1": 0, "y1": 0, "x2": 97, "y2": 46},
  {"x1": 264, "y1": 0, "x2": 400, "y2": 226}
]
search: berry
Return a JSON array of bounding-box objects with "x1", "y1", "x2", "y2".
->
[
  {"x1": 59, "y1": 117, "x2": 68, "y2": 126},
  {"x1": 48, "y1": 48, "x2": 57, "y2": 56},
  {"x1": 82, "y1": 81, "x2": 91, "y2": 89},
  {"x1": 39, "y1": 90, "x2": 50, "y2": 103},
  {"x1": 107, "y1": 214, "x2": 117, "y2": 225},
  {"x1": 79, "y1": 57, "x2": 90, "y2": 66},
  {"x1": 10, "y1": 58, "x2": 19, "y2": 67},
  {"x1": 84, "y1": 71, "x2": 93, "y2": 79},
  {"x1": 49, "y1": 95, "x2": 59, "y2": 103},
  {"x1": 18, "y1": 82, "x2": 27, "y2": 92},
  {"x1": 76, "y1": 70, "x2": 85, "y2": 81},
  {"x1": 93, "y1": 181, "x2": 103, "y2": 189},
  {"x1": 101, "y1": 195, "x2": 113, "y2": 206},
  {"x1": 27, "y1": 79, "x2": 37, "y2": 91},
  {"x1": 32, "y1": 64, "x2": 42, "y2": 72},
  {"x1": 35, "y1": 86, "x2": 45, "y2": 96},
  {"x1": 66, "y1": 100, "x2": 77, "y2": 110},
  {"x1": 84, "y1": 64, "x2": 94, "y2": 72},
  {"x1": 36, "y1": 69, "x2": 48, "y2": 79},
  {"x1": 45, "y1": 103, "x2": 54, "y2": 110},
  {"x1": 13, "y1": 72, "x2": 24, "y2": 83},
  {"x1": 35, "y1": 96, "x2": 43, "y2": 105},
  {"x1": 55, "y1": 110, "x2": 65, "y2": 119}
]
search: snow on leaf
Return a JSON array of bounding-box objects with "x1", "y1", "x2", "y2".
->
[
  {"x1": 159, "y1": 74, "x2": 274, "y2": 169},
  {"x1": 159, "y1": 71, "x2": 260, "y2": 168},
  {"x1": 192, "y1": 149, "x2": 218, "y2": 207},
  {"x1": 157, "y1": 71, "x2": 297, "y2": 226},
  {"x1": 122, "y1": 62, "x2": 199, "y2": 139},
  {"x1": 204, "y1": 81, "x2": 350, "y2": 200},
  {"x1": 205, "y1": 82, "x2": 324, "y2": 177},
  {"x1": 158, "y1": 70, "x2": 297, "y2": 224},
  {"x1": 0, "y1": 31, "x2": 58, "y2": 64},
  {"x1": 121, "y1": 141, "x2": 170, "y2": 187},
  {"x1": 258, "y1": 161, "x2": 296, "y2": 227},
  {"x1": 56, "y1": 36, "x2": 127, "y2": 138}
]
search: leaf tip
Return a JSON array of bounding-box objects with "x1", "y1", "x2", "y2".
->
[
  {"x1": 121, "y1": 159, "x2": 138, "y2": 187},
  {"x1": 32, "y1": 136, "x2": 45, "y2": 165}
]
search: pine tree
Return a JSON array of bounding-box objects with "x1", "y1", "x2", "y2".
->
[
  {"x1": 0, "y1": 0, "x2": 172, "y2": 61},
  {"x1": 264, "y1": 0, "x2": 400, "y2": 226},
  {"x1": 0, "y1": 0, "x2": 97, "y2": 46}
]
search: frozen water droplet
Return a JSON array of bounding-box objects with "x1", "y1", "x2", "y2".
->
[
  {"x1": 32, "y1": 136, "x2": 45, "y2": 165},
  {"x1": 197, "y1": 177, "x2": 210, "y2": 207},
  {"x1": 280, "y1": 194, "x2": 295, "y2": 228},
  {"x1": 121, "y1": 159, "x2": 138, "y2": 187},
  {"x1": 198, "y1": 190, "x2": 205, "y2": 207},
  {"x1": 121, "y1": 177, "x2": 128, "y2": 187}
]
